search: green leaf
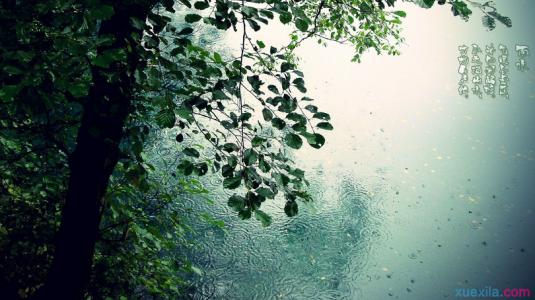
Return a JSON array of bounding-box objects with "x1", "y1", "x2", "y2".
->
[
  {"x1": 279, "y1": 12, "x2": 292, "y2": 24},
  {"x1": 423, "y1": 0, "x2": 435, "y2": 7},
  {"x1": 302, "y1": 132, "x2": 326, "y2": 149},
  {"x1": 3, "y1": 65, "x2": 22, "y2": 75},
  {"x1": 260, "y1": 9, "x2": 274, "y2": 19},
  {"x1": 267, "y1": 84, "x2": 279, "y2": 94},
  {"x1": 295, "y1": 18, "x2": 309, "y2": 32},
  {"x1": 256, "y1": 187, "x2": 275, "y2": 199},
  {"x1": 213, "y1": 52, "x2": 223, "y2": 63},
  {"x1": 194, "y1": 1, "x2": 209, "y2": 10},
  {"x1": 245, "y1": 168, "x2": 262, "y2": 189},
  {"x1": 286, "y1": 112, "x2": 306, "y2": 125},
  {"x1": 240, "y1": 112, "x2": 252, "y2": 121},
  {"x1": 292, "y1": 122, "x2": 306, "y2": 133},
  {"x1": 258, "y1": 155, "x2": 271, "y2": 172},
  {"x1": 451, "y1": 0, "x2": 472, "y2": 18},
  {"x1": 304, "y1": 105, "x2": 318, "y2": 113},
  {"x1": 185, "y1": 14, "x2": 202, "y2": 23},
  {"x1": 178, "y1": 0, "x2": 192, "y2": 8},
  {"x1": 194, "y1": 162, "x2": 208, "y2": 175},
  {"x1": 177, "y1": 27, "x2": 194, "y2": 35},
  {"x1": 271, "y1": 118, "x2": 286, "y2": 129},
  {"x1": 222, "y1": 143, "x2": 239, "y2": 153},
  {"x1": 247, "y1": 75, "x2": 263, "y2": 91},
  {"x1": 183, "y1": 147, "x2": 200, "y2": 158},
  {"x1": 281, "y1": 62, "x2": 293, "y2": 72},
  {"x1": 243, "y1": 149, "x2": 258, "y2": 166},
  {"x1": 0, "y1": 84, "x2": 20, "y2": 101},
  {"x1": 284, "y1": 200, "x2": 298, "y2": 217},
  {"x1": 223, "y1": 176, "x2": 242, "y2": 189},
  {"x1": 212, "y1": 90, "x2": 229, "y2": 100},
  {"x1": 92, "y1": 49, "x2": 126, "y2": 68},
  {"x1": 284, "y1": 133, "x2": 303, "y2": 149},
  {"x1": 256, "y1": 40, "x2": 265, "y2": 48},
  {"x1": 67, "y1": 82, "x2": 89, "y2": 98},
  {"x1": 317, "y1": 122, "x2": 333, "y2": 130},
  {"x1": 289, "y1": 168, "x2": 305, "y2": 179},
  {"x1": 91, "y1": 5, "x2": 114, "y2": 20},
  {"x1": 178, "y1": 160, "x2": 194, "y2": 175},
  {"x1": 394, "y1": 11, "x2": 407, "y2": 17},
  {"x1": 222, "y1": 164, "x2": 234, "y2": 177},
  {"x1": 130, "y1": 17, "x2": 146, "y2": 30},
  {"x1": 313, "y1": 112, "x2": 330, "y2": 121},
  {"x1": 310, "y1": 133, "x2": 325, "y2": 149},
  {"x1": 292, "y1": 77, "x2": 307, "y2": 93},
  {"x1": 155, "y1": 109, "x2": 176, "y2": 128},
  {"x1": 162, "y1": 0, "x2": 175, "y2": 12},
  {"x1": 228, "y1": 194, "x2": 245, "y2": 212},
  {"x1": 247, "y1": 19, "x2": 261, "y2": 31},
  {"x1": 242, "y1": 6, "x2": 258, "y2": 17},
  {"x1": 255, "y1": 210, "x2": 272, "y2": 226},
  {"x1": 262, "y1": 108, "x2": 273, "y2": 121},
  {"x1": 238, "y1": 208, "x2": 252, "y2": 220},
  {"x1": 251, "y1": 136, "x2": 266, "y2": 147}
]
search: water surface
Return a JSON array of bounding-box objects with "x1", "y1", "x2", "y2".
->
[{"x1": 183, "y1": 2, "x2": 535, "y2": 299}]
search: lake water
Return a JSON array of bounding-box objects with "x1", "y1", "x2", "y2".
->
[{"x1": 181, "y1": 1, "x2": 535, "y2": 299}]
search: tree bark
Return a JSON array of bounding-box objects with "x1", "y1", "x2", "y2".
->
[{"x1": 32, "y1": 2, "x2": 153, "y2": 299}]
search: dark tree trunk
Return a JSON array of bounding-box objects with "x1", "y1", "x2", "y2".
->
[{"x1": 32, "y1": 2, "x2": 153, "y2": 299}]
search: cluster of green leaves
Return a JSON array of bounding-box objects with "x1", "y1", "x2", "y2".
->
[
  {"x1": 87, "y1": 151, "x2": 210, "y2": 298},
  {"x1": 287, "y1": 0, "x2": 408, "y2": 61},
  {"x1": 0, "y1": 1, "x2": 203, "y2": 298},
  {"x1": 0, "y1": 1, "x2": 95, "y2": 297},
  {"x1": 138, "y1": 0, "x2": 342, "y2": 227},
  {"x1": 148, "y1": 0, "x2": 489, "y2": 226}
]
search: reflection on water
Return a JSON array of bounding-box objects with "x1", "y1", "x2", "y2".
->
[
  {"x1": 175, "y1": 1, "x2": 535, "y2": 299},
  {"x1": 183, "y1": 169, "x2": 387, "y2": 299}
]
